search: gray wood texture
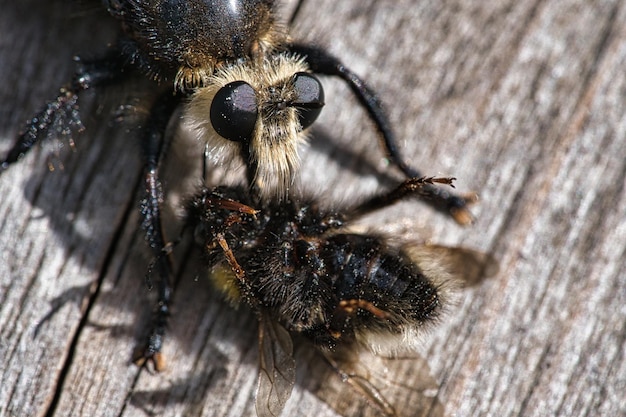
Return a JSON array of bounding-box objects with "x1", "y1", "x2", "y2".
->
[{"x1": 1, "y1": 1, "x2": 625, "y2": 416}]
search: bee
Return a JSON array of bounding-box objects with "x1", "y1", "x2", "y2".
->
[
  {"x1": 184, "y1": 177, "x2": 494, "y2": 416},
  {"x1": 2, "y1": 0, "x2": 473, "y2": 367}
]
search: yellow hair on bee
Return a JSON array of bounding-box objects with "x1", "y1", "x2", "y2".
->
[{"x1": 209, "y1": 264, "x2": 242, "y2": 305}]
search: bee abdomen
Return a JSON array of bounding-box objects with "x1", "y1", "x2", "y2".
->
[{"x1": 323, "y1": 234, "x2": 442, "y2": 329}]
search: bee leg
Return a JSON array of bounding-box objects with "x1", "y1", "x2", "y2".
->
[
  {"x1": 337, "y1": 299, "x2": 392, "y2": 320},
  {"x1": 200, "y1": 195, "x2": 259, "y2": 217},
  {"x1": 134, "y1": 91, "x2": 182, "y2": 371},
  {"x1": 352, "y1": 176, "x2": 476, "y2": 224},
  {"x1": 215, "y1": 233, "x2": 246, "y2": 282},
  {"x1": 1, "y1": 50, "x2": 126, "y2": 172},
  {"x1": 214, "y1": 231, "x2": 260, "y2": 309},
  {"x1": 287, "y1": 44, "x2": 476, "y2": 224}
]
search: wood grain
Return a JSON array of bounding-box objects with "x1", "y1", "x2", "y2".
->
[{"x1": 1, "y1": 1, "x2": 625, "y2": 416}]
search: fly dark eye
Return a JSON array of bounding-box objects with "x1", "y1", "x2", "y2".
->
[
  {"x1": 292, "y1": 72, "x2": 324, "y2": 130},
  {"x1": 210, "y1": 81, "x2": 258, "y2": 142}
]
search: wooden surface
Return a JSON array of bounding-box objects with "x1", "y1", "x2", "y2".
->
[{"x1": 1, "y1": 1, "x2": 625, "y2": 416}]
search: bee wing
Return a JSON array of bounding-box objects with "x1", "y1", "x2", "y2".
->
[
  {"x1": 255, "y1": 313, "x2": 296, "y2": 417},
  {"x1": 403, "y1": 244, "x2": 499, "y2": 288},
  {"x1": 309, "y1": 347, "x2": 444, "y2": 417}
]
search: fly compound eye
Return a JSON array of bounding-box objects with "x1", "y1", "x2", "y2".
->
[
  {"x1": 210, "y1": 81, "x2": 258, "y2": 142},
  {"x1": 292, "y1": 72, "x2": 325, "y2": 130}
]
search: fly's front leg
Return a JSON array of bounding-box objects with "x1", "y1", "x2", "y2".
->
[
  {"x1": 288, "y1": 43, "x2": 414, "y2": 177},
  {"x1": 289, "y1": 44, "x2": 476, "y2": 224},
  {"x1": 350, "y1": 176, "x2": 475, "y2": 224},
  {"x1": 135, "y1": 91, "x2": 182, "y2": 371}
]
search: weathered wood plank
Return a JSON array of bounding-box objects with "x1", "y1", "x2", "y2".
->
[
  {"x1": 0, "y1": 3, "x2": 140, "y2": 417},
  {"x1": 1, "y1": 1, "x2": 624, "y2": 417}
]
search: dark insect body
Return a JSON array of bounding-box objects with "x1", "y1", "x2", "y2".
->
[
  {"x1": 184, "y1": 177, "x2": 489, "y2": 416},
  {"x1": 2, "y1": 0, "x2": 473, "y2": 369},
  {"x1": 187, "y1": 179, "x2": 452, "y2": 352}
]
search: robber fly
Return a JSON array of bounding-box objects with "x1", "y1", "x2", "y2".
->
[
  {"x1": 184, "y1": 177, "x2": 493, "y2": 416},
  {"x1": 2, "y1": 0, "x2": 473, "y2": 368}
]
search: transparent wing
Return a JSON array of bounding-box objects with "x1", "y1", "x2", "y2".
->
[
  {"x1": 304, "y1": 345, "x2": 444, "y2": 417},
  {"x1": 256, "y1": 313, "x2": 296, "y2": 417},
  {"x1": 403, "y1": 244, "x2": 499, "y2": 288}
]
